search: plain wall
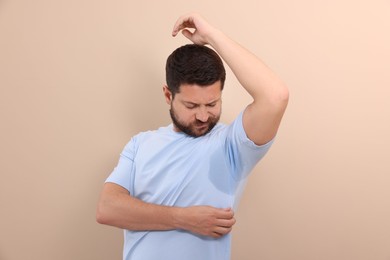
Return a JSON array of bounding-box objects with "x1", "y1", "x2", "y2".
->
[{"x1": 1, "y1": 0, "x2": 389, "y2": 259}]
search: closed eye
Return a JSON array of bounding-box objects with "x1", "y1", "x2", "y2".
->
[
  {"x1": 185, "y1": 103, "x2": 198, "y2": 109},
  {"x1": 182, "y1": 100, "x2": 219, "y2": 109}
]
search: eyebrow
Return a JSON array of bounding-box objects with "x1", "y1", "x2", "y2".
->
[{"x1": 182, "y1": 99, "x2": 220, "y2": 106}]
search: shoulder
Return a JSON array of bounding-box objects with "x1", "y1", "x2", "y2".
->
[
  {"x1": 121, "y1": 126, "x2": 168, "y2": 152},
  {"x1": 125, "y1": 124, "x2": 187, "y2": 153},
  {"x1": 132, "y1": 125, "x2": 172, "y2": 141}
]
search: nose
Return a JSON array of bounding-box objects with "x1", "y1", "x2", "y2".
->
[{"x1": 195, "y1": 107, "x2": 209, "y2": 122}]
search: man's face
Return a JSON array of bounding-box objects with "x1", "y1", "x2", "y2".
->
[{"x1": 164, "y1": 82, "x2": 222, "y2": 137}]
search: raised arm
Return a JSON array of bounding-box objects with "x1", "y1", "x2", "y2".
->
[
  {"x1": 96, "y1": 183, "x2": 235, "y2": 238},
  {"x1": 173, "y1": 13, "x2": 289, "y2": 145}
]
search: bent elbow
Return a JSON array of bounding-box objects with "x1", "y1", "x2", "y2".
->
[
  {"x1": 96, "y1": 206, "x2": 106, "y2": 225},
  {"x1": 96, "y1": 201, "x2": 111, "y2": 225},
  {"x1": 272, "y1": 84, "x2": 289, "y2": 114},
  {"x1": 278, "y1": 83, "x2": 290, "y2": 107}
]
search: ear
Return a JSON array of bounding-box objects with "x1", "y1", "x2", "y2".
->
[{"x1": 163, "y1": 85, "x2": 172, "y2": 104}]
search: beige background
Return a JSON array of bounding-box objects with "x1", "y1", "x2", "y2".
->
[{"x1": 1, "y1": 0, "x2": 389, "y2": 259}]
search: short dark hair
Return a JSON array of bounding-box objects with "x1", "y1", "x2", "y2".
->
[{"x1": 165, "y1": 44, "x2": 226, "y2": 97}]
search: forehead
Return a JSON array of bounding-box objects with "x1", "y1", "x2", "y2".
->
[{"x1": 176, "y1": 82, "x2": 222, "y2": 103}]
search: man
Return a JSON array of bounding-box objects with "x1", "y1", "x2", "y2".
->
[{"x1": 97, "y1": 13, "x2": 289, "y2": 260}]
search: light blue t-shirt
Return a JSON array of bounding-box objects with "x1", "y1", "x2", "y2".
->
[{"x1": 106, "y1": 111, "x2": 273, "y2": 260}]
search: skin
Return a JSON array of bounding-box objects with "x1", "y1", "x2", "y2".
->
[
  {"x1": 97, "y1": 13, "x2": 289, "y2": 239},
  {"x1": 164, "y1": 82, "x2": 222, "y2": 137}
]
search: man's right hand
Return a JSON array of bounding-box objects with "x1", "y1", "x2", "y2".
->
[{"x1": 174, "y1": 205, "x2": 236, "y2": 238}]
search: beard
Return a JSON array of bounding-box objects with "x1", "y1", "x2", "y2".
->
[{"x1": 169, "y1": 107, "x2": 220, "y2": 138}]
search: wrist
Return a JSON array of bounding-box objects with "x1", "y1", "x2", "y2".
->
[
  {"x1": 171, "y1": 206, "x2": 185, "y2": 230},
  {"x1": 205, "y1": 28, "x2": 228, "y2": 49}
]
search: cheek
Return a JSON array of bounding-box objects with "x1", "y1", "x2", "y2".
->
[
  {"x1": 172, "y1": 102, "x2": 192, "y2": 120},
  {"x1": 176, "y1": 107, "x2": 195, "y2": 121},
  {"x1": 182, "y1": 111, "x2": 195, "y2": 121},
  {"x1": 209, "y1": 106, "x2": 221, "y2": 116}
]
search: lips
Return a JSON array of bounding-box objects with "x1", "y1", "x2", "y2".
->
[{"x1": 194, "y1": 123, "x2": 208, "y2": 129}]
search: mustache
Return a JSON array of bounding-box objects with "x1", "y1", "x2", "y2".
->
[
  {"x1": 194, "y1": 120, "x2": 210, "y2": 126},
  {"x1": 194, "y1": 116, "x2": 218, "y2": 125}
]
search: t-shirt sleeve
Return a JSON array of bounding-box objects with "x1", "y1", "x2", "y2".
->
[
  {"x1": 225, "y1": 110, "x2": 274, "y2": 179},
  {"x1": 105, "y1": 138, "x2": 136, "y2": 193}
]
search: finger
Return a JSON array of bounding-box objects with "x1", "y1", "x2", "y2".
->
[
  {"x1": 213, "y1": 226, "x2": 233, "y2": 236},
  {"x1": 172, "y1": 15, "x2": 195, "y2": 36},
  {"x1": 216, "y1": 208, "x2": 234, "y2": 219},
  {"x1": 181, "y1": 29, "x2": 194, "y2": 41},
  {"x1": 223, "y1": 207, "x2": 233, "y2": 211},
  {"x1": 172, "y1": 16, "x2": 187, "y2": 36},
  {"x1": 210, "y1": 232, "x2": 223, "y2": 238},
  {"x1": 216, "y1": 218, "x2": 236, "y2": 228}
]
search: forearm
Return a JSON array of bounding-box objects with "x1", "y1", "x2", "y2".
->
[{"x1": 96, "y1": 183, "x2": 181, "y2": 231}]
